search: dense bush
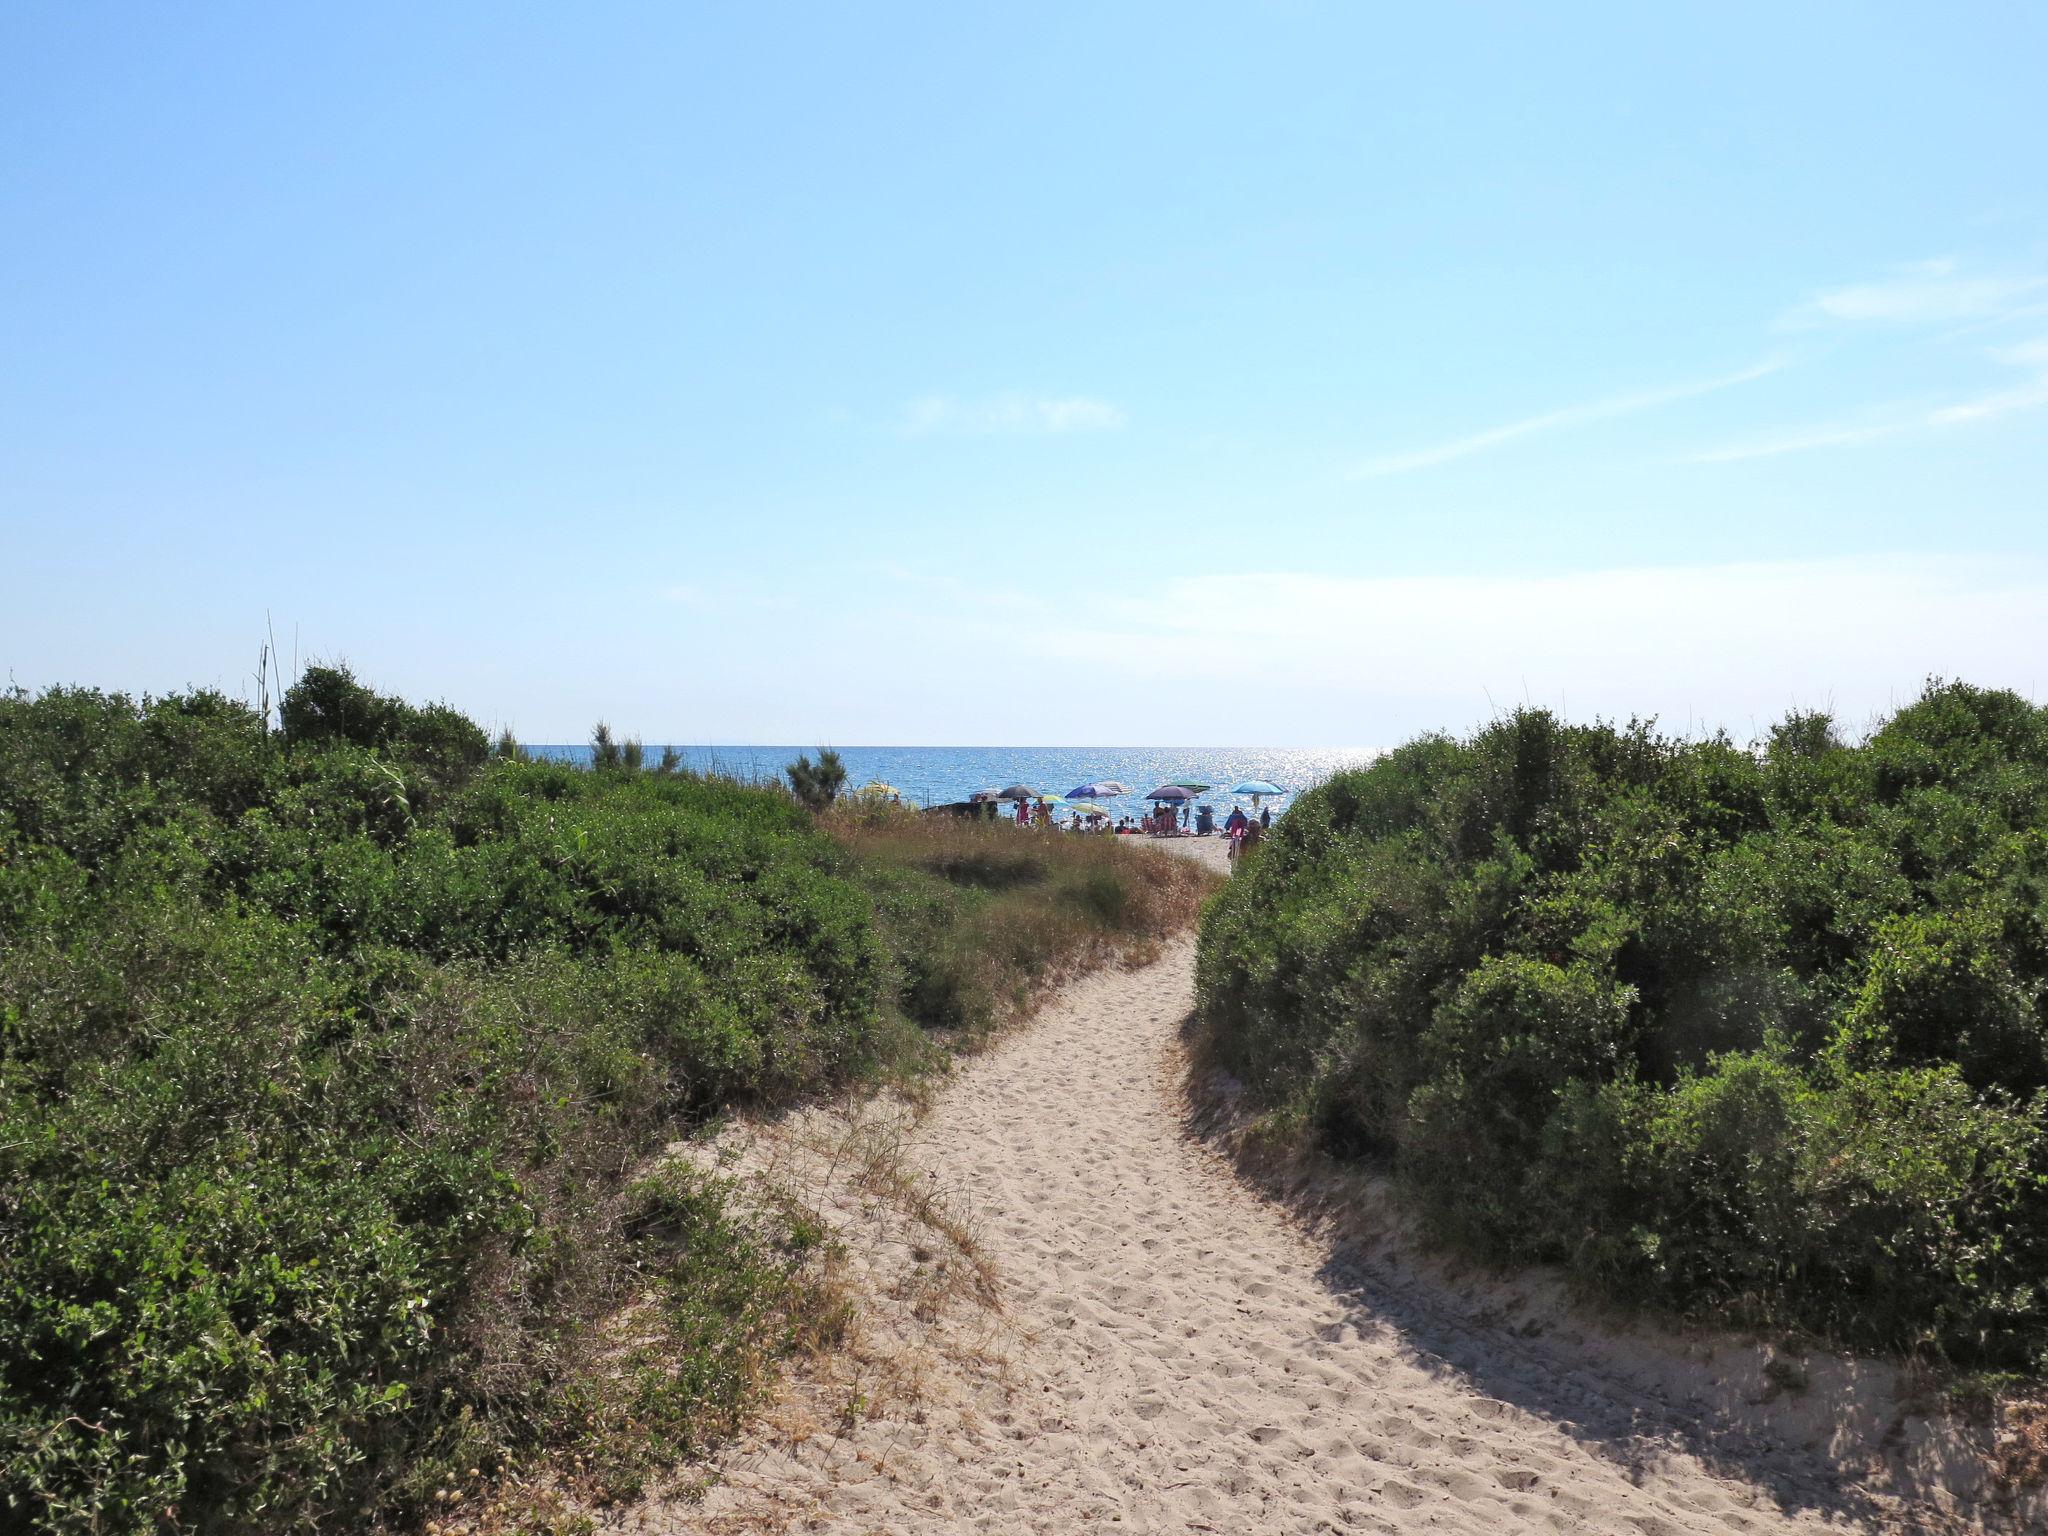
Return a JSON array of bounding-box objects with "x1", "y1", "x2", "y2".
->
[
  {"x1": 1, "y1": 667, "x2": 1219, "y2": 1533},
  {"x1": 1198, "y1": 682, "x2": 2048, "y2": 1366},
  {"x1": 0, "y1": 669, "x2": 885, "y2": 1532}
]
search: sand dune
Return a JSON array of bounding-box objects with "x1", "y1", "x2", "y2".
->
[{"x1": 645, "y1": 845, "x2": 2024, "y2": 1534}]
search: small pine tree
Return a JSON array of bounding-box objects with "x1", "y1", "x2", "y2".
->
[
  {"x1": 591, "y1": 721, "x2": 622, "y2": 772},
  {"x1": 656, "y1": 745, "x2": 682, "y2": 775},
  {"x1": 784, "y1": 747, "x2": 847, "y2": 812},
  {"x1": 816, "y1": 747, "x2": 846, "y2": 802},
  {"x1": 622, "y1": 737, "x2": 645, "y2": 773}
]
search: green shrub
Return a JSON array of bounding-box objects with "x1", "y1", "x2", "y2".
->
[
  {"x1": 0, "y1": 679, "x2": 883, "y2": 1533},
  {"x1": 1199, "y1": 682, "x2": 2048, "y2": 1367},
  {"x1": 1839, "y1": 908, "x2": 2048, "y2": 1091},
  {"x1": 1405, "y1": 956, "x2": 1634, "y2": 1247},
  {"x1": 1, "y1": 673, "x2": 1220, "y2": 1533},
  {"x1": 280, "y1": 664, "x2": 488, "y2": 789}
]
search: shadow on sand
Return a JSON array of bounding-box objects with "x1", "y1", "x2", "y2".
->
[{"x1": 1175, "y1": 1010, "x2": 2011, "y2": 1535}]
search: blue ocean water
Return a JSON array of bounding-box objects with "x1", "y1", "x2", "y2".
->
[{"x1": 526, "y1": 745, "x2": 1381, "y2": 823}]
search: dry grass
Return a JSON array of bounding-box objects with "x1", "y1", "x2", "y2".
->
[
  {"x1": 827, "y1": 804, "x2": 1219, "y2": 1042},
  {"x1": 1996, "y1": 1400, "x2": 2048, "y2": 1493},
  {"x1": 577, "y1": 1096, "x2": 1030, "y2": 1534},
  {"x1": 439, "y1": 1100, "x2": 1005, "y2": 1536},
  {"x1": 817, "y1": 1114, "x2": 1000, "y2": 1311}
]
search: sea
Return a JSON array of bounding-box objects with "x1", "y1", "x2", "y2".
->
[{"x1": 525, "y1": 745, "x2": 1382, "y2": 823}]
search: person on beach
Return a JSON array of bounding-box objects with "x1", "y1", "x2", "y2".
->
[
  {"x1": 1015, "y1": 799, "x2": 1029, "y2": 826},
  {"x1": 1225, "y1": 805, "x2": 1248, "y2": 836},
  {"x1": 1260, "y1": 804, "x2": 1272, "y2": 830}
]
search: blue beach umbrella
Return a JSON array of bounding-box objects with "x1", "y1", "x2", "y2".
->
[
  {"x1": 1232, "y1": 780, "x2": 1284, "y2": 797},
  {"x1": 1066, "y1": 781, "x2": 1125, "y2": 799}
]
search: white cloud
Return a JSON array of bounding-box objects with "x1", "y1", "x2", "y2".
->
[
  {"x1": 1351, "y1": 359, "x2": 1784, "y2": 478},
  {"x1": 899, "y1": 393, "x2": 1125, "y2": 437},
  {"x1": 1785, "y1": 258, "x2": 2048, "y2": 328},
  {"x1": 1020, "y1": 555, "x2": 2048, "y2": 737},
  {"x1": 1926, "y1": 374, "x2": 2048, "y2": 426},
  {"x1": 1683, "y1": 415, "x2": 1916, "y2": 464},
  {"x1": 1688, "y1": 331, "x2": 2048, "y2": 462},
  {"x1": 1345, "y1": 258, "x2": 2045, "y2": 483},
  {"x1": 1992, "y1": 336, "x2": 2048, "y2": 369}
]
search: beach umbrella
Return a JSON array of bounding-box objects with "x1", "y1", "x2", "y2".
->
[
  {"x1": 1144, "y1": 784, "x2": 1196, "y2": 802},
  {"x1": 1173, "y1": 782, "x2": 1212, "y2": 794},
  {"x1": 996, "y1": 784, "x2": 1037, "y2": 801},
  {"x1": 1065, "y1": 781, "x2": 1124, "y2": 799},
  {"x1": 853, "y1": 781, "x2": 901, "y2": 799},
  {"x1": 968, "y1": 788, "x2": 1001, "y2": 802},
  {"x1": 1231, "y1": 780, "x2": 1283, "y2": 797}
]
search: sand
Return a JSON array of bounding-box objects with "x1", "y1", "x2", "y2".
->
[{"x1": 638, "y1": 840, "x2": 2023, "y2": 1534}]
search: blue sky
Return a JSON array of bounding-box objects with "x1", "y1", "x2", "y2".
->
[{"x1": 4, "y1": 3, "x2": 2045, "y2": 745}]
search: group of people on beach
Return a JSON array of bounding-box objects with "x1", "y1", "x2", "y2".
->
[{"x1": 1008, "y1": 797, "x2": 1274, "y2": 844}]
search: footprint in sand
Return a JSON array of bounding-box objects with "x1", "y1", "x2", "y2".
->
[{"x1": 1376, "y1": 1479, "x2": 1431, "y2": 1509}]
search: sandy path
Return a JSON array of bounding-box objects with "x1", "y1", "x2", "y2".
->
[{"x1": 665, "y1": 846, "x2": 1938, "y2": 1534}]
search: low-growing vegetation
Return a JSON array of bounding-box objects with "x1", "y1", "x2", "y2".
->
[
  {"x1": 828, "y1": 802, "x2": 1213, "y2": 1038},
  {"x1": 1198, "y1": 681, "x2": 2048, "y2": 1371},
  {"x1": 0, "y1": 668, "x2": 1210, "y2": 1534}
]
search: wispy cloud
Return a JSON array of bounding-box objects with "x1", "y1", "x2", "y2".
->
[
  {"x1": 1786, "y1": 258, "x2": 2048, "y2": 328},
  {"x1": 1688, "y1": 331, "x2": 2048, "y2": 462},
  {"x1": 1684, "y1": 255, "x2": 2048, "y2": 463},
  {"x1": 899, "y1": 393, "x2": 1125, "y2": 437},
  {"x1": 1927, "y1": 372, "x2": 2048, "y2": 426},
  {"x1": 1684, "y1": 414, "x2": 1917, "y2": 464},
  {"x1": 868, "y1": 561, "x2": 1042, "y2": 614},
  {"x1": 1350, "y1": 359, "x2": 1783, "y2": 479},
  {"x1": 1992, "y1": 336, "x2": 2048, "y2": 369}
]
